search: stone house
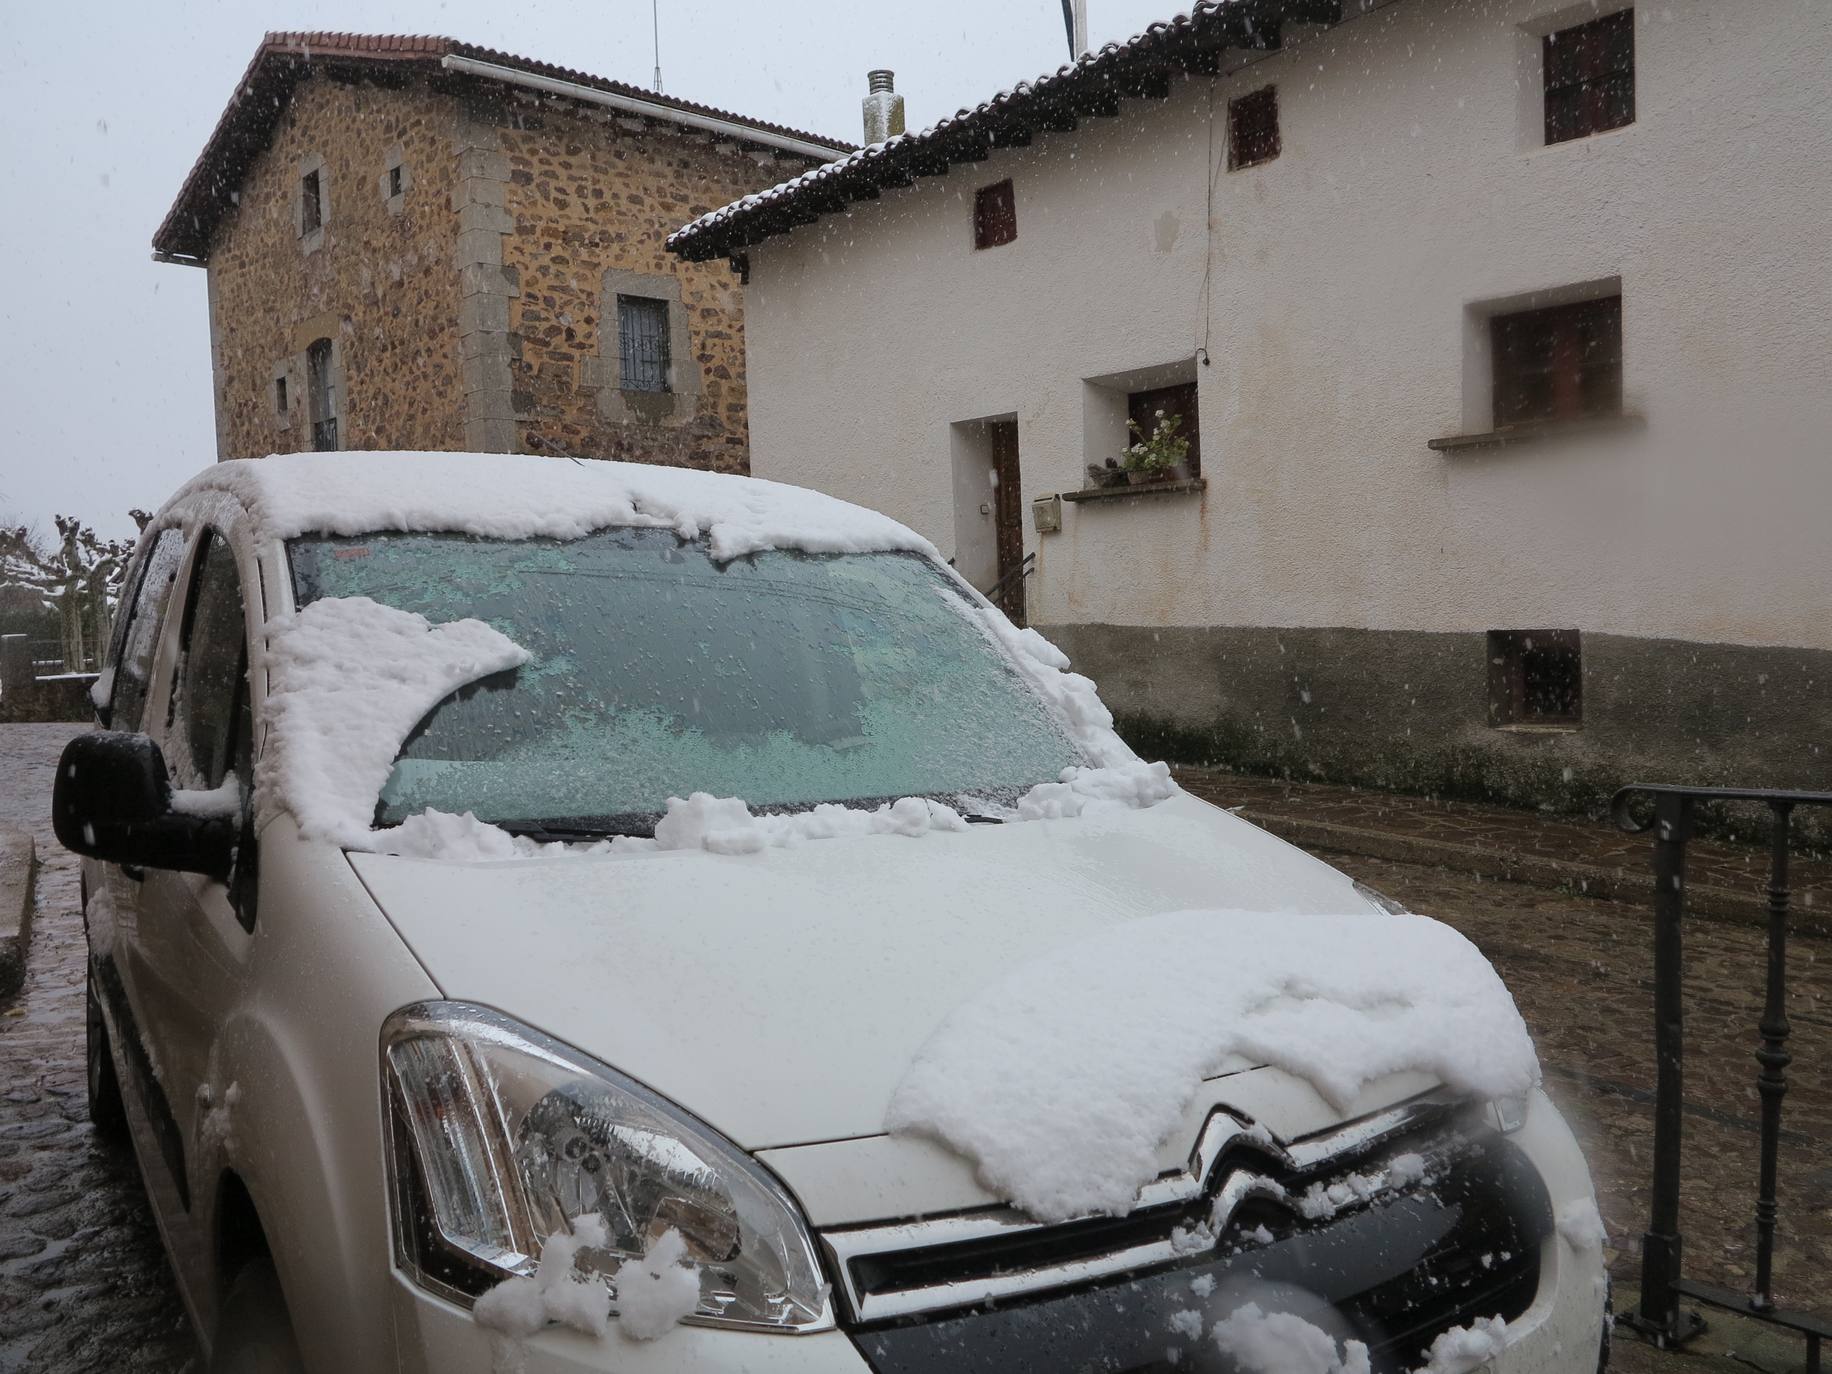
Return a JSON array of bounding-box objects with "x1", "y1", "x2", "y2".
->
[
  {"x1": 669, "y1": 0, "x2": 1832, "y2": 812},
  {"x1": 154, "y1": 32, "x2": 849, "y2": 469}
]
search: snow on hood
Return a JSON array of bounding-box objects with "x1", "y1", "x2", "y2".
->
[
  {"x1": 348, "y1": 792, "x2": 1377, "y2": 1151},
  {"x1": 159, "y1": 451, "x2": 937, "y2": 563},
  {"x1": 885, "y1": 907, "x2": 1540, "y2": 1222}
]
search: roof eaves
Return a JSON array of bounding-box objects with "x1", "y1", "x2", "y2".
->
[{"x1": 667, "y1": 0, "x2": 1338, "y2": 263}]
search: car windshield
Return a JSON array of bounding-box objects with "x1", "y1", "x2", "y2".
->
[{"x1": 288, "y1": 528, "x2": 1081, "y2": 835}]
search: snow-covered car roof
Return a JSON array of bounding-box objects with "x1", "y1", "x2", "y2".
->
[{"x1": 157, "y1": 452, "x2": 940, "y2": 564}]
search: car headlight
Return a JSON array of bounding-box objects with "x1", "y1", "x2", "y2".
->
[{"x1": 381, "y1": 1001, "x2": 832, "y2": 1332}]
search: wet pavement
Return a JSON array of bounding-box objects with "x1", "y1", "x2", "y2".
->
[
  {"x1": 1175, "y1": 768, "x2": 1832, "y2": 925},
  {"x1": 0, "y1": 723, "x2": 197, "y2": 1372},
  {"x1": 0, "y1": 723, "x2": 1823, "y2": 1371}
]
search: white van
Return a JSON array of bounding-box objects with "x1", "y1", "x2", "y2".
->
[{"x1": 54, "y1": 452, "x2": 1606, "y2": 1373}]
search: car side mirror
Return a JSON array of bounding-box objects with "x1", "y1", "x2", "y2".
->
[{"x1": 52, "y1": 731, "x2": 236, "y2": 880}]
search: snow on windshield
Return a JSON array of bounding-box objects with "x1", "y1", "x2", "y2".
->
[
  {"x1": 257, "y1": 596, "x2": 530, "y2": 849},
  {"x1": 885, "y1": 907, "x2": 1540, "y2": 1222},
  {"x1": 288, "y1": 530, "x2": 1088, "y2": 829},
  {"x1": 263, "y1": 531, "x2": 1176, "y2": 857}
]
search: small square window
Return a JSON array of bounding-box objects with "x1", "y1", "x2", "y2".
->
[
  {"x1": 973, "y1": 180, "x2": 1017, "y2": 250},
  {"x1": 1491, "y1": 294, "x2": 1621, "y2": 427},
  {"x1": 1126, "y1": 381, "x2": 1200, "y2": 478},
  {"x1": 301, "y1": 168, "x2": 323, "y2": 234},
  {"x1": 1489, "y1": 630, "x2": 1582, "y2": 728},
  {"x1": 1228, "y1": 86, "x2": 1280, "y2": 170},
  {"x1": 388, "y1": 164, "x2": 403, "y2": 198},
  {"x1": 617, "y1": 295, "x2": 672, "y2": 393},
  {"x1": 1544, "y1": 9, "x2": 1634, "y2": 145}
]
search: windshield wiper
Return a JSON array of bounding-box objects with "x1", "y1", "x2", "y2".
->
[{"x1": 496, "y1": 816, "x2": 657, "y2": 841}]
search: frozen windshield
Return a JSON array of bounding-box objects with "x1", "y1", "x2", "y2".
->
[{"x1": 288, "y1": 528, "x2": 1081, "y2": 834}]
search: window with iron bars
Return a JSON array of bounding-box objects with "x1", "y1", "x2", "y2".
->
[
  {"x1": 306, "y1": 338, "x2": 338, "y2": 452},
  {"x1": 618, "y1": 295, "x2": 672, "y2": 393}
]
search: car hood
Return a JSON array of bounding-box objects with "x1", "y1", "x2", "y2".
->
[{"x1": 348, "y1": 792, "x2": 1373, "y2": 1151}]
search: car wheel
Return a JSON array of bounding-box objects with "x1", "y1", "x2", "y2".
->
[
  {"x1": 85, "y1": 967, "x2": 127, "y2": 1142},
  {"x1": 212, "y1": 1259, "x2": 306, "y2": 1374}
]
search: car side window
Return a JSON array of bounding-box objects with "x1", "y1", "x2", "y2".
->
[
  {"x1": 166, "y1": 531, "x2": 250, "y2": 792},
  {"x1": 108, "y1": 528, "x2": 187, "y2": 734}
]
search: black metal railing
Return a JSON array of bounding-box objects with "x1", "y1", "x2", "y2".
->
[
  {"x1": 1610, "y1": 783, "x2": 1832, "y2": 1372},
  {"x1": 981, "y1": 552, "x2": 1037, "y2": 617}
]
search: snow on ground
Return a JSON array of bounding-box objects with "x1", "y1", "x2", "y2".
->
[
  {"x1": 257, "y1": 596, "x2": 529, "y2": 849},
  {"x1": 156, "y1": 451, "x2": 938, "y2": 564},
  {"x1": 885, "y1": 907, "x2": 1539, "y2": 1221},
  {"x1": 1209, "y1": 1303, "x2": 1372, "y2": 1374}
]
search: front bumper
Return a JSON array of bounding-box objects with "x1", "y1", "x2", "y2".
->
[{"x1": 387, "y1": 1090, "x2": 1605, "y2": 1373}]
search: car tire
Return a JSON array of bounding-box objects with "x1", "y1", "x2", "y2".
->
[
  {"x1": 212, "y1": 1259, "x2": 306, "y2": 1374},
  {"x1": 85, "y1": 968, "x2": 127, "y2": 1142}
]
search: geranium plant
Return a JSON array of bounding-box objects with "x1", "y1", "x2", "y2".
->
[{"x1": 1120, "y1": 410, "x2": 1189, "y2": 479}]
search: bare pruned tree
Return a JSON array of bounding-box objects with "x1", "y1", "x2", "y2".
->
[{"x1": 0, "y1": 514, "x2": 146, "y2": 672}]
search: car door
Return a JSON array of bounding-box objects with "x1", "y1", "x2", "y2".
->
[
  {"x1": 121, "y1": 518, "x2": 262, "y2": 1302},
  {"x1": 88, "y1": 524, "x2": 190, "y2": 1164}
]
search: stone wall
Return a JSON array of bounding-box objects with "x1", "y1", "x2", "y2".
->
[
  {"x1": 1045, "y1": 622, "x2": 1832, "y2": 822},
  {"x1": 491, "y1": 95, "x2": 803, "y2": 471},
  {"x1": 205, "y1": 75, "x2": 467, "y2": 461},
  {"x1": 201, "y1": 74, "x2": 810, "y2": 473}
]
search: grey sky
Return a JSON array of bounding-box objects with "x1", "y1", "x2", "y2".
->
[{"x1": 0, "y1": 0, "x2": 1174, "y2": 541}]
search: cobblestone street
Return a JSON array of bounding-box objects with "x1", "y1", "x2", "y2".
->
[
  {"x1": 0, "y1": 723, "x2": 1824, "y2": 1371},
  {"x1": 0, "y1": 724, "x2": 197, "y2": 1372}
]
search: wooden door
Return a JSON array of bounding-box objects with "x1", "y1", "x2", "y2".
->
[{"x1": 989, "y1": 420, "x2": 1026, "y2": 626}]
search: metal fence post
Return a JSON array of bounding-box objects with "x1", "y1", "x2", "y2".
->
[
  {"x1": 1751, "y1": 801, "x2": 1794, "y2": 1311},
  {"x1": 1637, "y1": 790, "x2": 1690, "y2": 1341}
]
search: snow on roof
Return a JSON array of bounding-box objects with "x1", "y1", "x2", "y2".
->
[
  {"x1": 159, "y1": 452, "x2": 939, "y2": 563},
  {"x1": 668, "y1": 0, "x2": 1337, "y2": 262}
]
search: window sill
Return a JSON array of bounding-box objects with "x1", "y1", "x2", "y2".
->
[
  {"x1": 1060, "y1": 477, "x2": 1207, "y2": 504},
  {"x1": 1429, "y1": 413, "x2": 1644, "y2": 453},
  {"x1": 1492, "y1": 722, "x2": 1582, "y2": 735}
]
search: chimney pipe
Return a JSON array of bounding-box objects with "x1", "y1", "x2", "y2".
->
[{"x1": 862, "y1": 69, "x2": 905, "y2": 145}]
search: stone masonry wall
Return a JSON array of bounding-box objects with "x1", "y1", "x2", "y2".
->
[
  {"x1": 206, "y1": 75, "x2": 465, "y2": 461},
  {"x1": 491, "y1": 95, "x2": 813, "y2": 471}
]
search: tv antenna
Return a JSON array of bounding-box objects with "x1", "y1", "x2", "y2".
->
[{"x1": 652, "y1": 0, "x2": 663, "y2": 92}]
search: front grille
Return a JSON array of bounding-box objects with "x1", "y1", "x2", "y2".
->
[{"x1": 835, "y1": 1105, "x2": 1551, "y2": 1374}]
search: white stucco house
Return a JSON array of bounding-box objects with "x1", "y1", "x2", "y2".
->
[{"x1": 670, "y1": 0, "x2": 1832, "y2": 810}]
